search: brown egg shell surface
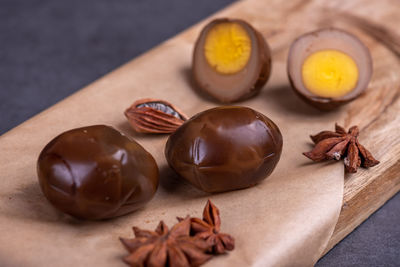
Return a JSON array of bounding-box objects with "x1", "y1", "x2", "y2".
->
[
  {"x1": 165, "y1": 106, "x2": 283, "y2": 193},
  {"x1": 37, "y1": 125, "x2": 159, "y2": 220}
]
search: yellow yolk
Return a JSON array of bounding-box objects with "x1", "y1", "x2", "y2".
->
[
  {"x1": 302, "y1": 50, "x2": 359, "y2": 98},
  {"x1": 204, "y1": 22, "x2": 251, "y2": 74}
]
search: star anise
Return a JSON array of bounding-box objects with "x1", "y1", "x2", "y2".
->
[
  {"x1": 120, "y1": 217, "x2": 212, "y2": 267},
  {"x1": 303, "y1": 123, "x2": 380, "y2": 173},
  {"x1": 124, "y1": 99, "x2": 188, "y2": 134},
  {"x1": 179, "y1": 200, "x2": 235, "y2": 254}
]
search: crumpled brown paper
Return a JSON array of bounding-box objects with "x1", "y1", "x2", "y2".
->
[{"x1": 0, "y1": 1, "x2": 348, "y2": 266}]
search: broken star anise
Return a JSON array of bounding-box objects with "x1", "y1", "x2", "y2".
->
[
  {"x1": 179, "y1": 200, "x2": 235, "y2": 254},
  {"x1": 303, "y1": 123, "x2": 380, "y2": 173},
  {"x1": 120, "y1": 216, "x2": 212, "y2": 267},
  {"x1": 124, "y1": 98, "x2": 188, "y2": 134}
]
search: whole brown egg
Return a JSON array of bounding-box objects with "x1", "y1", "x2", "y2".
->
[
  {"x1": 165, "y1": 107, "x2": 282, "y2": 193},
  {"x1": 37, "y1": 125, "x2": 159, "y2": 220}
]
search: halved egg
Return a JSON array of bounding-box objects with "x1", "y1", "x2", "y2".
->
[
  {"x1": 193, "y1": 18, "x2": 271, "y2": 103},
  {"x1": 287, "y1": 28, "x2": 373, "y2": 110}
]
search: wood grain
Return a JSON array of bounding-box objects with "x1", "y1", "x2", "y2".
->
[
  {"x1": 191, "y1": 0, "x2": 400, "y2": 257},
  {"x1": 324, "y1": 90, "x2": 400, "y2": 254},
  {"x1": 310, "y1": 0, "x2": 400, "y2": 255},
  {"x1": 222, "y1": 0, "x2": 400, "y2": 256}
]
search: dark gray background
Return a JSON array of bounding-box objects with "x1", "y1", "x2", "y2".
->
[{"x1": 1, "y1": 0, "x2": 399, "y2": 266}]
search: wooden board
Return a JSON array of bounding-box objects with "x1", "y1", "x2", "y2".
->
[
  {"x1": 1, "y1": 0, "x2": 400, "y2": 263},
  {"x1": 212, "y1": 0, "x2": 400, "y2": 255}
]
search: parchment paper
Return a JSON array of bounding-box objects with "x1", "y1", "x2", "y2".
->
[{"x1": 0, "y1": 1, "x2": 350, "y2": 266}]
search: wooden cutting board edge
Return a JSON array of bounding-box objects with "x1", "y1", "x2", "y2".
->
[
  {"x1": 323, "y1": 89, "x2": 400, "y2": 255},
  {"x1": 324, "y1": 161, "x2": 400, "y2": 255}
]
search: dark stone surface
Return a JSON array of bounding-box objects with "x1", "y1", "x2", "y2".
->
[
  {"x1": 316, "y1": 193, "x2": 400, "y2": 267},
  {"x1": 0, "y1": 0, "x2": 398, "y2": 266},
  {"x1": 0, "y1": 0, "x2": 235, "y2": 134}
]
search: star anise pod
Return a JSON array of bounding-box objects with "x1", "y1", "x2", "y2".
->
[
  {"x1": 179, "y1": 200, "x2": 235, "y2": 254},
  {"x1": 120, "y1": 217, "x2": 212, "y2": 267},
  {"x1": 124, "y1": 99, "x2": 188, "y2": 134},
  {"x1": 303, "y1": 123, "x2": 380, "y2": 173}
]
